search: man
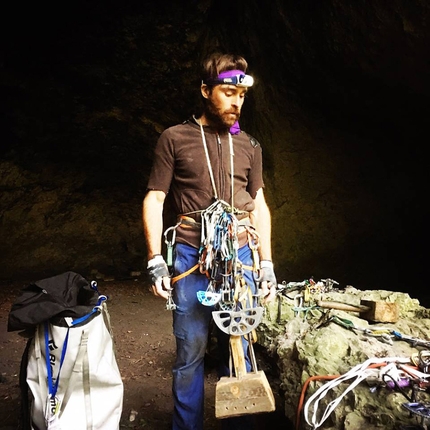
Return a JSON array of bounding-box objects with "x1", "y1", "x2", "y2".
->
[{"x1": 142, "y1": 52, "x2": 277, "y2": 430}]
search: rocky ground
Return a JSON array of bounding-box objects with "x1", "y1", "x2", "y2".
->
[{"x1": 0, "y1": 278, "x2": 293, "y2": 430}]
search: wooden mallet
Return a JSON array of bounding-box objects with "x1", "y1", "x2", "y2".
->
[{"x1": 317, "y1": 299, "x2": 398, "y2": 323}]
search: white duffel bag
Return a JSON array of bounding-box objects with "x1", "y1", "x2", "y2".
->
[{"x1": 26, "y1": 295, "x2": 123, "y2": 430}]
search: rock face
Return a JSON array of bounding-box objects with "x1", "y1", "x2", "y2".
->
[
  {"x1": 0, "y1": 160, "x2": 144, "y2": 280},
  {"x1": 257, "y1": 283, "x2": 430, "y2": 429},
  {"x1": 1, "y1": 1, "x2": 428, "y2": 301}
]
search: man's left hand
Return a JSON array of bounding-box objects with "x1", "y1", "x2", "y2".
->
[{"x1": 256, "y1": 261, "x2": 277, "y2": 303}]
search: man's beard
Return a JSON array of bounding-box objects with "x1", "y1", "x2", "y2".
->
[{"x1": 203, "y1": 100, "x2": 240, "y2": 131}]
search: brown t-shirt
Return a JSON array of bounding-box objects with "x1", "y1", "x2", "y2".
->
[{"x1": 147, "y1": 118, "x2": 264, "y2": 247}]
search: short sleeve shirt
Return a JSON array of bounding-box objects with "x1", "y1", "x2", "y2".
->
[{"x1": 147, "y1": 118, "x2": 264, "y2": 247}]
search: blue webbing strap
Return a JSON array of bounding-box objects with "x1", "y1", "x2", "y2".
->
[
  {"x1": 71, "y1": 295, "x2": 107, "y2": 326},
  {"x1": 44, "y1": 321, "x2": 69, "y2": 398}
]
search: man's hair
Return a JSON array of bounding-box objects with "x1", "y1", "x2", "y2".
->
[{"x1": 201, "y1": 53, "x2": 248, "y2": 82}]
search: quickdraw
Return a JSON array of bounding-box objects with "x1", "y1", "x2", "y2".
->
[
  {"x1": 196, "y1": 199, "x2": 262, "y2": 332},
  {"x1": 277, "y1": 278, "x2": 339, "y2": 301},
  {"x1": 316, "y1": 313, "x2": 395, "y2": 344},
  {"x1": 161, "y1": 121, "x2": 264, "y2": 332},
  {"x1": 393, "y1": 331, "x2": 430, "y2": 350},
  {"x1": 164, "y1": 222, "x2": 180, "y2": 268}
]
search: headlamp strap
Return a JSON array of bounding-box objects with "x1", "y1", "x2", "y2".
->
[{"x1": 203, "y1": 69, "x2": 254, "y2": 88}]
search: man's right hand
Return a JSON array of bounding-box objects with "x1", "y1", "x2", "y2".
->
[
  {"x1": 151, "y1": 276, "x2": 172, "y2": 300},
  {"x1": 147, "y1": 255, "x2": 172, "y2": 300}
]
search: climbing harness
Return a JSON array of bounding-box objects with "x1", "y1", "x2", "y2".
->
[{"x1": 161, "y1": 121, "x2": 264, "y2": 333}]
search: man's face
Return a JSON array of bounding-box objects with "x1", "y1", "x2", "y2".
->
[{"x1": 202, "y1": 84, "x2": 248, "y2": 130}]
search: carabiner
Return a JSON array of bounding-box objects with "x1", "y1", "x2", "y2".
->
[{"x1": 164, "y1": 222, "x2": 180, "y2": 246}]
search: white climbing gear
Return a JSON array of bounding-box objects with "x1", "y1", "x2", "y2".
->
[{"x1": 303, "y1": 356, "x2": 411, "y2": 429}]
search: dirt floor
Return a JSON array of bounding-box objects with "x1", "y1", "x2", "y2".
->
[{"x1": 0, "y1": 278, "x2": 293, "y2": 430}]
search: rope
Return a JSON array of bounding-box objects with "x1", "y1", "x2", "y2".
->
[
  {"x1": 229, "y1": 132, "x2": 234, "y2": 211},
  {"x1": 302, "y1": 356, "x2": 410, "y2": 429},
  {"x1": 296, "y1": 374, "x2": 340, "y2": 430},
  {"x1": 171, "y1": 263, "x2": 199, "y2": 286},
  {"x1": 199, "y1": 121, "x2": 219, "y2": 200}
]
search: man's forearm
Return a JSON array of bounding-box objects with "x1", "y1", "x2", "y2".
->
[
  {"x1": 142, "y1": 190, "x2": 166, "y2": 260},
  {"x1": 250, "y1": 188, "x2": 277, "y2": 300},
  {"x1": 250, "y1": 189, "x2": 273, "y2": 261},
  {"x1": 253, "y1": 207, "x2": 272, "y2": 261}
]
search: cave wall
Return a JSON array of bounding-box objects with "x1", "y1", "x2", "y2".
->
[{"x1": 1, "y1": 0, "x2": 428, "y2": 303}]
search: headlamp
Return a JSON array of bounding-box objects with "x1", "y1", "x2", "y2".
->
[
  {"x1": 219, "y1": 74, "x2": 254, "y2": 87},
  {"x1": 204, "y1": 73, "x2": 254, "y2": 88}
]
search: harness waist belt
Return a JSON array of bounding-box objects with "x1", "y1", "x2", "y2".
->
[
  {"x1": 178, "y1": 214, "x2": 251, "y2": 230},
  {"x1": 178, "y1": 215, "x2": 201, "y2": 229}
]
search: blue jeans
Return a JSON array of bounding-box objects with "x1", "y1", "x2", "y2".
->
[{"x1": 171, "y1": 243, "x2": 258, "y2": 430}]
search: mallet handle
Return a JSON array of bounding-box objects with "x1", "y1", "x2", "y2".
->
[
  {"x1": 230, "y1": 335, "x2": 247, "y2": 379},
  {"x1": 317, "y1": 300, "x2": 370, "y2": 313}
]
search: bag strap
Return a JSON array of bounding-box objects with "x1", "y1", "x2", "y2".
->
[
  {"x1": 59, "y1": 329, "x2": 92, "y2": 429},
  {"x1": 59, "y1": 291, "x2": 108, "y2": 428},
  {"x1": 81, "y1": 331, "x2": 92, "y2": 430},
  {"x1": 34, "y1": 324, "x2": 47, "y2": 400},
  {"x1": 52, "y1": 293, "x2": 107, "y2": 428},
  {"x1": 19, "y1": 337, "x2": 33, "y2": 430}
]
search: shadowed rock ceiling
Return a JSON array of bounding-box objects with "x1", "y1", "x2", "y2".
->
[{"x1": 1, "y1": 0, "x2": 428, "y2": 304}]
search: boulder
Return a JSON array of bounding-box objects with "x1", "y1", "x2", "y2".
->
[{"x1": 257, "y1": 283, "x2": 430, "y2": 429}]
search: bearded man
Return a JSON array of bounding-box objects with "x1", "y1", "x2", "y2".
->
[{"x1": 143, "y1": 52, "x2": 277, "y2": 430}]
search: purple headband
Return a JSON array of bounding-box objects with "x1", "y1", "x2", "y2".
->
[
  {"x1": 218, "y1": 69, "x2": 245, "y2": 79},
  {"x1": 203, "y1": 69, "x2": 253, "y2": 88},
  {"x1": 217, "y1": 70, "x2": 249, "y2": 135}
]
